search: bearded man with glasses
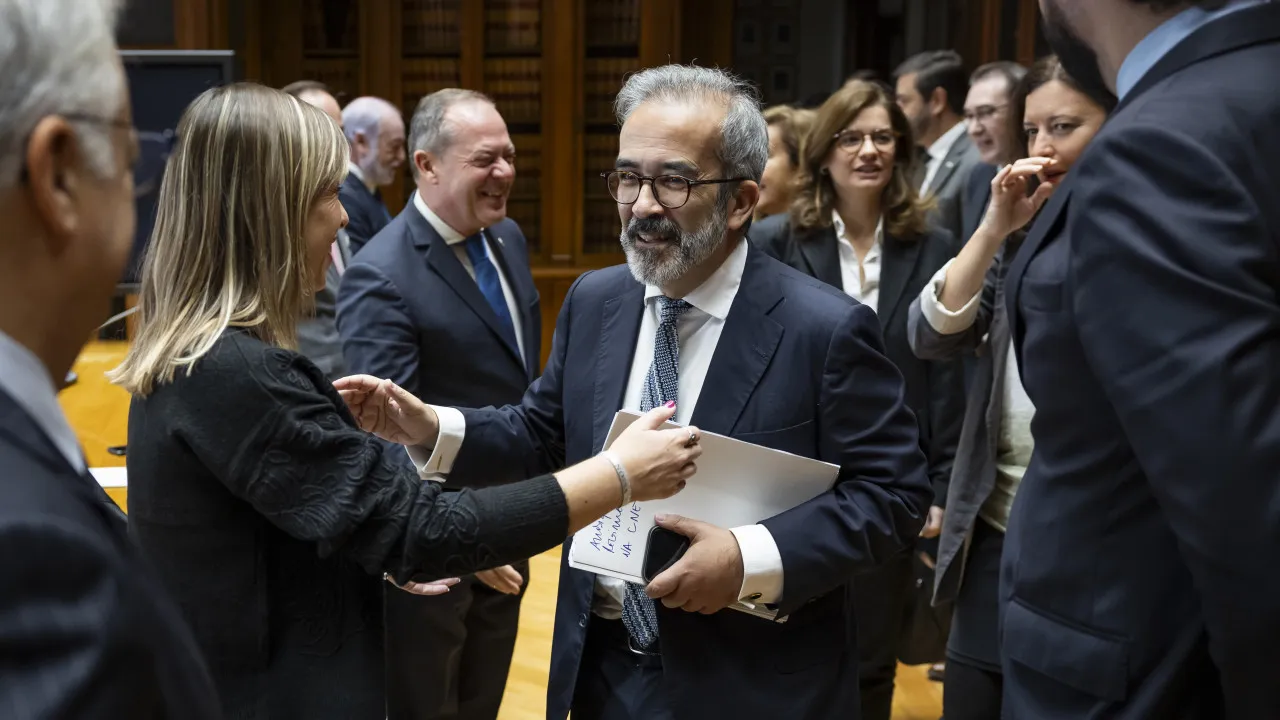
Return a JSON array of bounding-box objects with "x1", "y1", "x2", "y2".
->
[{"x1": 367, "y1": 64, "x2": 932, "y2": 720}]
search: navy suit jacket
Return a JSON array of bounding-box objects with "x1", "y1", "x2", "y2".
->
[
  {"x1": 440, "y1": 241, "x2": 932, "y2": 720},
  {"x1": 336, "y1": 205, "x2": 541, "y2": 454},
  {"x1": 339, "y1": 177, "x2": 392, "y2": 256},
  {"x1": 1003, "y1": 6, "x2": 1280, "y2": 717},
  {"x1": 0, "y1": 390, "x2": 220, "y2": 719},
  {"x1": 960, "y1": 162, "x2": 998, "y2": 246}
]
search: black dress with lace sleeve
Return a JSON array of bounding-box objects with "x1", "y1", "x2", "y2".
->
[{"x1": 125, "y1": 329, "x2": 568, "y2": 719}]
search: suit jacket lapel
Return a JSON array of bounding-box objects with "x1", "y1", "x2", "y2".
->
[
  {"x1": 1004, "y1": 181, "x2": 1073, "y2": 363},
  {"x1": 410, "y1": 213, "x2": 525, "y2": 370},
  {"x1": 1114, "y1": 2, "x2": 1280, "y2": 116},
  {"x1": 690, "y1": 245, "x2": 784, "y2": 435},
  {"x1": 485, "y1": 228, "x2": 540, "y2": 377},
  {"x1": 796, "y1": 225, "x2": 843, "y2": 290},
  {"x1": 592, "y1": 282, "x2": 645, "y2": 453},
  {"x1": 877, "y1": 234, "x2": 921, "y2": 330},
  {"x1": 928, "y1": 134, "x2": 971, "y2": 197}
]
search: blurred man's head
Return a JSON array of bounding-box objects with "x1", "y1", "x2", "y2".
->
[
  {"x1": 283, "y1": 80, "x2": 343, "y2": 129},
  {"x1": 409, "y1": 89, "x2": 514, "y2": 237},
  {"x1": 965, "y1": 62, "x2": 1026, "y2": 165},
  {"x1": 0, "y1": 0, "x2": 135, "y2": 379},
  {"x1": 893, "y1": 50, "x2": 968, "y2": 148},
  {"x1": 341, "y1": 96, "x2": 404, "y2": 187},
  {"x1": 609, "y1": 65, "x2": 764, "y2": 297}
]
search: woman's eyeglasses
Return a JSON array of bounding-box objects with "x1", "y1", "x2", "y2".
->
[{"x1": 833, "y1": 128, "x2": 898, "y2": 152}]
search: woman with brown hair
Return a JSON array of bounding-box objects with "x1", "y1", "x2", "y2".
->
[
  {"x1": 907, "y1": 55, "x2": 1113, "y2": 720},
  {"x1": 755, "y1": 104, "x2": 815, "y2": 220},
  {"x1": 751, "y1": 79, "x2": 966, "y2": 720},
  {"x1": 110, "y1": 82, "x2": 701, "y2": 718}
]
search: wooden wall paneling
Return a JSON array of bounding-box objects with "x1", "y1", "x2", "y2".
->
[
  {"x1": 542, "y1": 0, "x2": 582, "y2": 265},
  {"x1": 175, "y1": 0, "x2": 211, "y2": 48},
  {"x1": 261, "y1": 0, "x2": 305, "y2": 88},
  {"x1": 461, "y1": 0, "x2": 487, "y2": 89},
  {"x1": 978, "y1": 0, "x2": 1002, "y2": 66},
  {"x1": 240, "y1": 0, "x2": 264, "y2": 81},
  {"x1": 1016, "y1": 0, "x2": 1040, "y2": 66},
  {"x1": 639, "y1": 0, "x2": 681, "y2": 67},
  {"x1": 680, "y1": 0, "x2": 732, "y2": 69},
  {"x1": 363, "y1": 0, "x2": 406, "y2": 214}
]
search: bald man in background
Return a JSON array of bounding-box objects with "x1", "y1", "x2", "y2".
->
[
  {"x1": 284, "y1": 80, "x2": 354, "y2": 379},
  {"x1": 341, "y1": 96, "x2": 404, "y2": 255}
]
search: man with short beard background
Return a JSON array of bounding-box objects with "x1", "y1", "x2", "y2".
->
[
  {"x1": 396, "y1": 64, "x2": 933, "y2": 720},
  {"x1": 1001, "y1": 0, "x2": 1280, "y2": 717},
  {"x1": 336, "y1": 89, "x2": 542, "y2": 720},
  {"x1": 340, "y1": 95, "x2": 405, "y2": 255}
]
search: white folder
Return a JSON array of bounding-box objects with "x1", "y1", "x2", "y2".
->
[{"x1": 567, "y1": 410, "x2": 839, "y2": 621}]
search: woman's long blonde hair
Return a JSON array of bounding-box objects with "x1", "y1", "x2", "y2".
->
[
  {"x1": 110, "y1": 82, "x2": 348, "y2": 396},
  {"x1": 790, "y1": 80, "x2": 932, "y2": 238}
]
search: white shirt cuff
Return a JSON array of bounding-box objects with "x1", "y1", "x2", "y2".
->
[
  {"x1": 729, "y1": 524, "x2": 784, "y2": 606},
  {"x1": 405, "y1": 405, "x2": 466, "y2": 482},
  {"x1": 919, "y1": 258, "x2": 982, "y2": 335}
]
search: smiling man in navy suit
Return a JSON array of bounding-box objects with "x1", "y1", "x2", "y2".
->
[
  {"x1": 396, "y1": 65, "x2": 932, "y2": 720},
  {"x1": 336, "y1": 88, "x2": 541, "y2": 720},
  {"x1": 1001, "y1": 0, "x2": 1280, "y2": 717}
]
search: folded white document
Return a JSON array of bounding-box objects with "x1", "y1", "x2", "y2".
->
[{"x1": 567, "y1": 410, "x2": 839, "y2": 621}]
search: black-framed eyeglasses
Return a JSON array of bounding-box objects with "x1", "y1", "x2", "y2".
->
[
  {"x1": 833, "y1": 128, "x2": 898, "y2": 153},
  {"x1": 601, "y1": 170, "x2": 749, "y2": 209},
  {"x1": 18, "y1": 113, "x2": 177, "y2": 198},
  {"x1": 963, "y1": 104, "x2": 1008, "y2": 124}
]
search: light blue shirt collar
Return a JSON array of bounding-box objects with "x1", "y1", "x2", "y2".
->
[
  {"x1": 0, "y1": 330, "x2": 84, "y2": 472},
  {"x1": 1116, "y1": 0, "x2": 1266, "y2": 100}
]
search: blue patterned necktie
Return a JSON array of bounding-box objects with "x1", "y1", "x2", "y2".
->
[
  {"x1": 621, "y1": 296, "x2": 693, "y2": 650},
  {"x1": 463, "y1": 232, "x2": 519, "y2": 354}
]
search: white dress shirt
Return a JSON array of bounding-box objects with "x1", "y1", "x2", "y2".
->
[
  {"x1": 917, "y1": 260, "x2": 1035, "y2": 531},
  {"x1": 0, "y1": 330, "x2": 84, "y2": 472},
  {"x1": 920, "y1": 120, "x2": 969, "y2": 195},
  {"x1": 412, "y1": 191, "x2": 526, "y2": 364},
  {"x1": 411, "y1": 239, "x2": 786, "y2": 617},
  {"x1": 831, "y1": 211, "x2": 885, "y2": 312}
]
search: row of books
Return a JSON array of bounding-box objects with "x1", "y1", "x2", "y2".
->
[
  {"x1": 485, "y1": 58, "x2": 541, "y2": 125},
  {"x1": 403, "y1": 0, "x2": 462, "y2": 54},
  {"x1": 486, "y1": 0, "x2": 540, "y2": 54},
  {"x1": 509, "y1": 134, "x2": 541, "y2": 199},
  {"x1": 402, "y1": 58, "x2": 463, "y2": 115},
  {"x1": 584, "y1": 57, "x2": 639, "y2": 125},
  {"x1": 585, "y1": 0, "x2": 641, "y2": 48}
]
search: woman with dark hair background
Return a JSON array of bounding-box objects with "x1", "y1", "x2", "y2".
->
[
  {"x1": 906, "y1": 56, "x2": 1115, "y2": 720},
  {"x1": 752, "y1": 79, "x2": 966, "y2": 720}
]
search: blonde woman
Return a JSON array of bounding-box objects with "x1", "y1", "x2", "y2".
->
[{"x1": 110, "y1": 83, "x2": 699, "y2": 719}]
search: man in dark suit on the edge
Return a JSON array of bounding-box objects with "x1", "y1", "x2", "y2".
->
[
  {"x1": 1002, "y1": 1, "x2": 1280, "y2": 717},
  {"x1": 337, "y1": 89, "x2": 541, "y2": 720},
  {"x1": 386, "y1": 65, "x2": 932, "y2": 720},
  {"x1": 0, "y1": 0, "x2": 218, "y2": 716}
]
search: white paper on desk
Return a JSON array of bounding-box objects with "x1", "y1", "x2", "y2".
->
[{"x1": 567, "y1": 410, "x2": 839, "y2": 621}]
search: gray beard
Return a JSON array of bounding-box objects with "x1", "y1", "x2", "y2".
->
[{"x1": 619, "y1": 206, "x2": 729, "y2": 288}]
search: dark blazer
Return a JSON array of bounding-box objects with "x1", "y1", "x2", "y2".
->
[
  {"x1": 126, "y1": 330, "x2": 570, "y2": 719},
  {"x1": 0, "y1": 389, "x2": 220, "y2": 719},
  {"x1": 439, "y1": 241, "x2": 933, "y2": 720},
  {"x1": 1003, "y1": 6, "x2": 1280, "y2": 717},
  {"x1": 918, "y1": 131, "x2": 983, "y2": 244},
  {"x1": 959, "y1": 162, "x2": 999, "y2": 246},
  {"x1": 297, "y1": 228, "x2": 353, "y2": 379},
  {"x1": 339, "y1": 177, "x2": 392, "y2": 256},
  {"x1": 751, "y1": 213, "x2": 965, "y2": 508},
  {"x1": 336, "y1": 206, "x2": 540, "y2": 416},
  {"x1": 906, "y1": 236, "x2": 1023, "y2": 605}
]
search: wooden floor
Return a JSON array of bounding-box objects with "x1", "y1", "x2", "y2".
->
[{"x1": 62, "y1": 341, "x2": 943, "y2": 720}]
